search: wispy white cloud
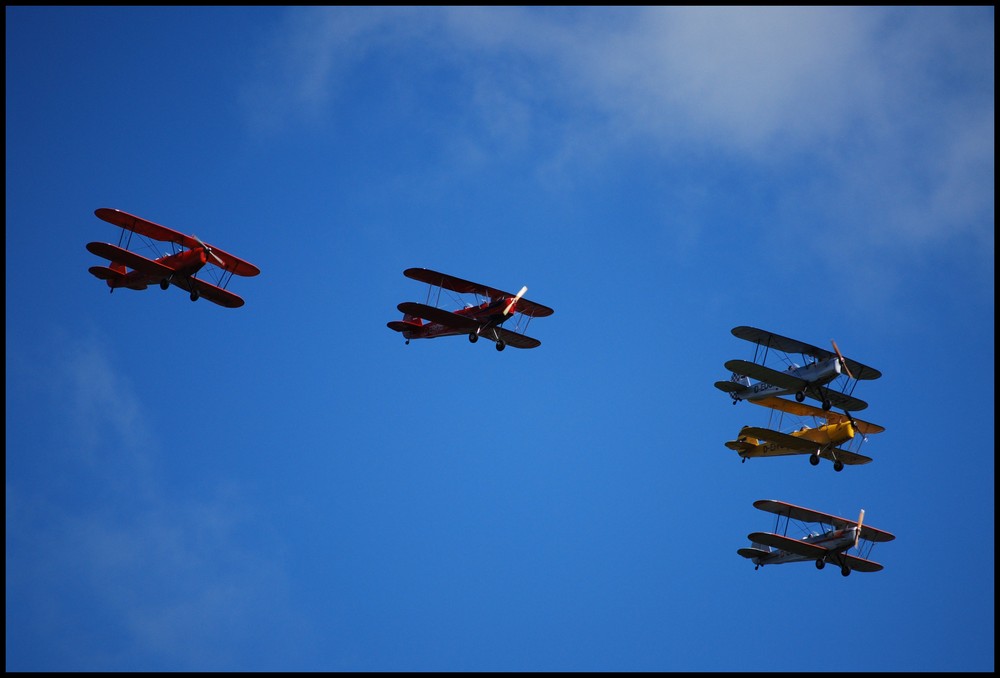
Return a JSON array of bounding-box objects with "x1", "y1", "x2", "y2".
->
[{"x1": 246, "y1": 7, "x2": 993, "y2": 266}]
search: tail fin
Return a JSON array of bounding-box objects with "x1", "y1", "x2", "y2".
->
[
  {"x1": 751, "y1": 542, "x2": 770, "y2": 553},
  {"x1": 403, "y1": 312, "x2": 423, "y2": 326}
]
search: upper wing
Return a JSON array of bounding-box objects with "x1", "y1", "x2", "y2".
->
[
  {"x1": 747, "y1": 532, "x2": 829, "y2": 560},
  {"x1": 749, "y1": 397, "x2": 885, "y2": 434},
  {"x1": 86, "y1": 241, "x2": 174, "y2": 279},
  {"x1": 171, "y1": 276, "x2": 245, "y2": 308},
  {"x1": 732, "y1": 326, "x2": 829, "y2": 359},
  {"x1": 397, "y1": 302, "x2": 481, "y2": 330},
  {"x1": 752, "y1": 500, "x2": 855, "y2": 529},
  {"x1": 752, "y1": 500, "x2": 894, "y2": 541},
  {"x1": 403, "y1": 268, "x2": 553, "y2": 317},
  {"x1": 731, "y1": 326, "x2": 881, "y2": 380},
  {"x1": 95, "y1": 208, "x2": 260, "y2": 277}
]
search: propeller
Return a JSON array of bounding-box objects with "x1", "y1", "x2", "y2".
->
[
  {"x1": 854, "y1": 509, "x2": 865, "y2": 549},
  {"x1": 830, "y1": 339, "x2": 855, "y2": 380},
  {"x1": 192, "y1": 235, "x2": 225, "y2": 267},
  {"x1": 503, "y1": 285, "x2": 528, "y2": 316}
]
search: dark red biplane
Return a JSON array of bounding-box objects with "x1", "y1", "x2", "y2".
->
[
  {"x1": 387, "y1": 268, "x2": 554, "y2": 351},
  {"x1": 86, "y1": 208, "x2": 260, "y2": 308}
]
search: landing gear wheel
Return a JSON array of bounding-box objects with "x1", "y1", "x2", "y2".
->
[
  {"x1": 841, "y1": 566, "x2": 851, "y2": 577},
  {"x1": 469, "y1": 333, "x2": 478, "y2": 344},
  {"x1": 795, "y1": 391, "x2": 805, "y2": 402},
  {"x1": 190, "y1": 289, "x2": 199, "y2": 302},
  {"x1": 809, "y1": 453, "x2": 820, "y2": 466},
  {"x1": 816, "y1": 559, "x2": 825, "y2": 570},
  {"x1": 822, "y1": 399, "x2": 832, "y2": 411},
  {"x1": 495, "y1": 341, "x2": 506, "y2": 352},
  {"x1": 833, "y1": 461, "x2": 844, "y2": 472},
  {"x1": 160, "y1": 279, "x2": 170, "y2": 290}
]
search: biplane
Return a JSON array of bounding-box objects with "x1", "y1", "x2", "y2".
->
[
  {"x1": 738, "y1": 499, "x2": 894, "y2": 576},
  {"x1": 724, "y1": 396, "x2": 884, "y2": 471},
  {"x1": 86, "y1": 208, "x2": 260, "y2": 308},
  {"x1": 714, "y1": 326, "x2": 881, "y2": 412},
  {"x1": 387, "y1": 268, "x2": 554, "y2": 351}
]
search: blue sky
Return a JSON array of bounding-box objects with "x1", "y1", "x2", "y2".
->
[{"x1": 5, "y1": 6, "x2": 993, "y2": 672}]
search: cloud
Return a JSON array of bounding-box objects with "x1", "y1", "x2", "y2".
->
[{"x1": 246, "y1": 7, "x2": 993, "y2": 262}]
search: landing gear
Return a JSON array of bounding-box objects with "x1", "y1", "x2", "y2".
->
[
  {"x1": 822, "y1": 399, "x2": 832, "y2": 411},
  {"x1": 841, "y1": 566, "x2": 851, "y2": 577},
  {"x1": 160, "y1": 279, "x2": 170, "y2": 290},
  {"x1": 833, "y1": 460, "x2": 844, "y2": 472},
  {"x1": 809, "y1": 453, "x2": 820, "y2": 466},
  {"x1": 190, "y1": 289, "x2": 199, "y2": 302},
  {"x1": 405, "y1": 339, "x2": 410, "y2": 345},
  {"x1": 795, "y1": 391, "x2": 805, "y2": 402},
  {"x1": 469, "y1": 333, "x2": 479, "y2": 344},
  {"x1": 816, "y1": 559, "x2": 825, "y2": 570},
  {"x1": 495, "y1": 340, "x2": 506, "y2": 352}
]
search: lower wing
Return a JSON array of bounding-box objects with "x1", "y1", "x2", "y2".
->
[
  {"x1": 86, "y1": 242, "x2": 174, "y2": 279},
  {"x1": 171, "y1": 276, "x2": 245, "y2": 308},
  {"x1": 747, "y1": 532, "x2": 829, "y2": 560}
]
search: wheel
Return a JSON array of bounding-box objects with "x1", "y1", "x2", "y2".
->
[
  {"x1": 795, "y1": 391, "x2": 805, "y2": 402},
  {"x1": 469, "y1": 333, "x2": 478, "y2": 344},
  {"x1": 841, "y1": 566, "x2": 851, "y2": 577},
  {"x1": 190, "y1": 289, "x2": 199, "y2": 302},
  {"x1": 809, "y1": 453, "x2": 820, "y2": 466},
  {"x1": 495, "y1": 341, "x2": 506, "y2": 352},
  {"x1": 405, "y1": 339, "x2": 410, "y2": 345},
  {"x1": 822, "y1": 399, "x2": 832, "y2": 411},
  {"x1": 833, "y1": 461, "x2": 844, "y2": 472},
  {"x1": 815, "y1": 559, "x2": 825, "y2": 570},
  {"x1": 160, "y1": 279, "x2": 170, "y2": 290}
]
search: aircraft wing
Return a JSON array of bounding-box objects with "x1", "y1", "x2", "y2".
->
[
  {"x1": 731, "y1": 326, "x2": 881, "y2": 380},
  {"x1": 747, "y1": 532, "x2": 829, "y2": 560},
  {"x1": 95, "y1": 208, "x2": 260, "y2": 277},
  {"x1": 752, "y1": 500, "x2": 894, "y2": 541},
  {"x1": 86, "y1": 242, "x2": 174, "y2": 279},
  {"x1": 752, "y1": 500, "x2": 859, "y2": 530},
  {"x1": 816, "y1": 387, "x2": 869, "y2": 412},
  {"x1": 839, "y1": 553, "x2": 885, "y2": 573},
  {"x1": 403, "y1": 268, "x2": 553, "y2": 317},
  {"x1": 171, "y1": 276, "x2": 245, "y2": 308},
  {"x1": 397, "y1": 302, "x2": 481, "y2": 330},
  {"x1": 494, "y1": 326, "x2": 541, "y2": 349},
  {"x1": 725, "y1": 360, "x2": 809, "y2": 391},
  {"x1": 750, "y1": 397, "x2": 885, "y2": 435},
  {"x1": 725, "y1": 360, "x2": 869, "y2": 411},
  {"x1": 740, "y1": 427, "x2": 818, "y2": 452}
]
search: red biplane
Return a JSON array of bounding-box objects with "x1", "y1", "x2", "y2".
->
[
  {"x1": 86, "y1": 208, "x2": 260, "y2": 308},
  {"x1": 387, "y1": 268, "x2": 554, "y2": 351}
]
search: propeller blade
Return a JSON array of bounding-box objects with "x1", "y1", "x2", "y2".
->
[
  {"x1": 193, "y1": 234, "x2": 225, "y2": 267},
  {"x1": 831, "y1": 339, "x2": 855, "y2": 380},
  {"x1": 855, "y1": 509, "x2": 865, "y2": 549},
  {"x1": 503, "y1": 285, "x2": 528, "y2": 316}
]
